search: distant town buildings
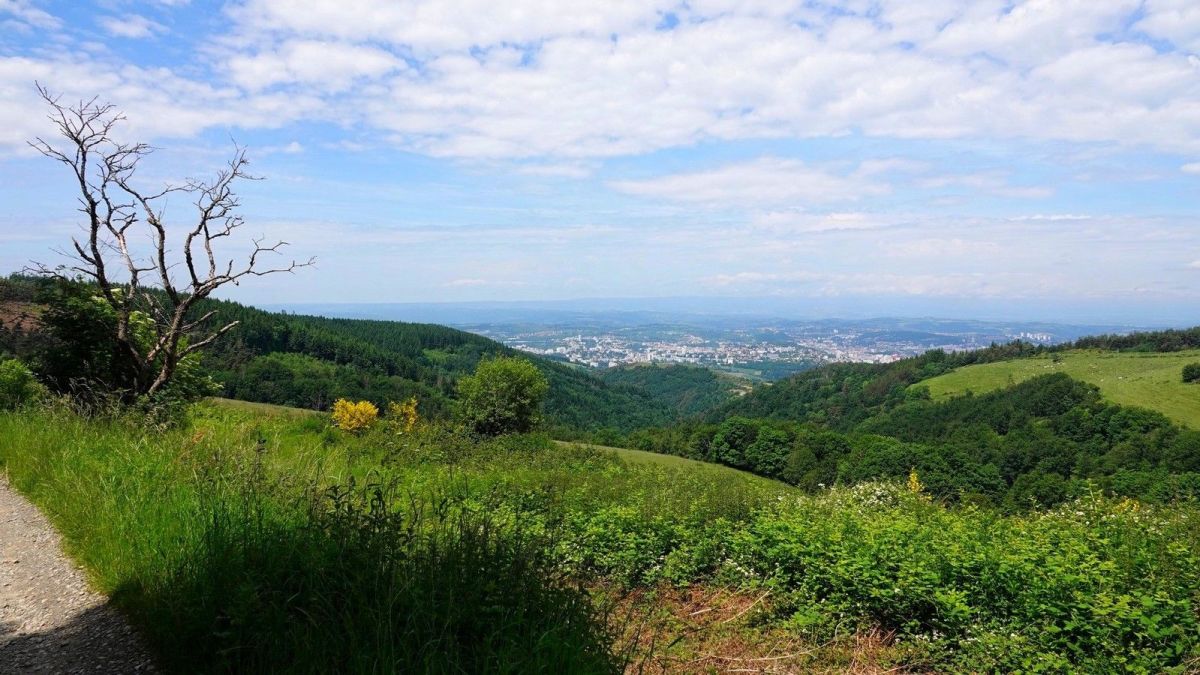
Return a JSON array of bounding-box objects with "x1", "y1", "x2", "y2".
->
[{"x1": 467, "y1": 321, "x2": 1070, "y2": 372}]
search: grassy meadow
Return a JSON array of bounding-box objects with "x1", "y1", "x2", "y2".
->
[
  {"x1": 920, "y1": 349, "x2": 1200, "y2": 428},
  {"x1": 2, "y1": 402, "x2": 1200, "y2": 672},
  {"x1": 556, "y1": 440, "x2": 787, "y2": 485}
]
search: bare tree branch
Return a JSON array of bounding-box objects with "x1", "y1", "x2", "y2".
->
[{"x1": 28, "y1": 84, "x2": 313, "y2": 398}]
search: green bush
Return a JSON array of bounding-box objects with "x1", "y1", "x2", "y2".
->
[
  {"x1": 0, "y1": 358, "x2": 46, "y2": 410},
  {"x1": 457, "y1": 356, "x2": 549, "y2": 436},
  {"x1": 730, "y1": 485, "x2": 1200, "y2": 672},
  {"x1": 1183, "y1": 363, "x2": 1200, "y2": 383}
]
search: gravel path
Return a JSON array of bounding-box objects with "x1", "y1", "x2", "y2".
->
[{"x1": 0, "y1": 477, "x2": 156, "y2": 673}]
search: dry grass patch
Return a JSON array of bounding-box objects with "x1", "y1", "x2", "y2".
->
[{"x1": 613, "y1": 585, "x2": 911, "y2": 674}]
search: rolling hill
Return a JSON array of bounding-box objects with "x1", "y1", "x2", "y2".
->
[
  {"x1": 0, "y1": 276, "x2": 675, "y2": 433},
  {"x1": 918, "y1": 349, "x2": 1200, "y2": 428}
]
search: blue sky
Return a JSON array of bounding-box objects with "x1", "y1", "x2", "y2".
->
[{"x1": 0, "y1": 0, "x2": 1198, "y2": 323}]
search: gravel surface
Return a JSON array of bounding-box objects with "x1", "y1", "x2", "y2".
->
[{"x1": 0, "y1": 477, "x2": 156, "y2": 673}]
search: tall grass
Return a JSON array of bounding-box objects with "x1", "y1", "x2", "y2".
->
[{"x1": 0, "y1": 408, "x2": 620, "y2": 673}]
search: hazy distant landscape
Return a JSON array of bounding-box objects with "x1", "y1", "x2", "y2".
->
[{"x1": 279, "y1": 301, "x2": 1137, "y2": 377}]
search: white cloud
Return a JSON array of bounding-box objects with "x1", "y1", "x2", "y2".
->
[
  {"x1": 2, "y1": 1, "x2": 1200, "y2": 163},
  {"x1": 1183, "y1": 162, "x2": 1200, "y2": 174},
  {"x1": 513, "y1": 161, "x2": 595, "y2": 178},
  {"x1": 702, "y1": 269, "x2": 1047, "y2": 298},
  {"x1": 1137, "y1": 0, "x2": 1200, "y2": 52},
  {"x1": 609, "y1": 158, "x2": 888, "y2": 207},
  {"x1": 1189, "y1": 260, "x2": 1200, "y2": 269},
  {"x1": 751, "y1": 211, "x2": 897, "y2": 233},
  {"x1": 886, "y1": 238, "x2": 1002, "y2": 258},
  {"x1": 918, "y1": 171, "x2": 1053, "y2": 199},
  {"x1": 854, "y1": 158, "x2": 930, "y2": 176},
  {"x1": 99, "y1": 14, "x2": 166, "y2": 39},
  {"x1": 1016, "y1": 214, "x2": 1094, "y2": 221},
  {"x1": 0, "y1": 55, "x2": 329, "y2": 150},
  {"x1": 226, "y1": 0, "x2": 660, "y2": 53},
  {"x1": 0, "y1": 0, "x2": 59, "y2": 29},
  {"x1": 708, "y1": 271, "x2": 823, "y2": 286},
  {"x1": 226, "y1": 40, "x2": 403, "y2": 91}
]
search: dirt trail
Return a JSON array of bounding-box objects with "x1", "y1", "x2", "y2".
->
[{"x1": 0, "y1": 477, "x2": 156, "y2": 673}]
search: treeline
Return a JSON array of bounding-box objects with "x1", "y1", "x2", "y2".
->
[
  {"x1": 626, "y1": 373, "x2": 1200, "y2": 509},
  {"x1": 1069, "y1": 327, "x2": 1200, "y2": 352}
]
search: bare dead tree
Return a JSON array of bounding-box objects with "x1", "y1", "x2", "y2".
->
[{"x1": 27, "y1": 84, "x2": 313, "y2": 397}]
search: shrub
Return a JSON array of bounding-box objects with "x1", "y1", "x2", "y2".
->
[
  {"x1": 457, "y1": 356, "x2": 549, "y2": 436},
  {"x1": 331, "y1": 399, "x2": 379, "y2": 433},
  {"x1": 1183, "y1": 363, "x2": 1200, "y2": 383},
  {"x1": 0, "y1": 358, "x2": 46, "y2": 410},
  {"x1": 387, "y1": 397, "x2": 420, "y2": 433}
]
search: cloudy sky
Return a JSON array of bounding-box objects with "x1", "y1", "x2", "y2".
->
[{"x1": 0, "y1": 0, "x2": 1198, "y2": 323}]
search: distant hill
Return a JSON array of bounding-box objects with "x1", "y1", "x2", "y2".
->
[
  {"x1": 612, "y1": 328, "x2": 1200, "y2": 506},
  {"x1": 0, "y1": 277, "x2": 674, "y2": 433},
  {"x1": 598, "y1": 364, "x2": 748, "y2": 417},
  {"x1": 193, "y1": 297, "x2": 675, "y2": 432},
  {"x1": 705, "y1": 329, "x2": 1200, "y2": 431},
  {"x1": 919, "y1": 350, "x2": 1200, "y2": 429}
]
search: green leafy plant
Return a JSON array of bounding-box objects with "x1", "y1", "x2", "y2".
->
[
  {"x1": 1183, "y1": 363, "x2": 1200, "y2": 383},
  {"x1": 0, "y1": 358, "x2": 46, "y2": 410},
  {"x1": 457, "y1": 356, "x2": 549, "y2": 436}
]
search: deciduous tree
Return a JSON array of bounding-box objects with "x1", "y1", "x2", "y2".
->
[{"x1": 457, "y1": 357, "x2": 548, "y2": 436}]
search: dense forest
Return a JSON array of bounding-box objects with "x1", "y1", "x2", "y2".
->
[
  {"x1": 627, "y1": 373, "x2": 1200, "y2": 508},
  {"x1": 598, "y1": 363, "x2": 743, "y2": 417}
]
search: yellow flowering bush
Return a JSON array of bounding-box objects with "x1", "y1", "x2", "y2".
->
[
  {"x1": 387, "y1": 397, "x2": 420, "y2": 434},
  {"x1": 331, "y1": 399, "x2": 379, "y2": 433},
  {"x1": 907, "y1": 467, "x2": 924, "y2": 495}
]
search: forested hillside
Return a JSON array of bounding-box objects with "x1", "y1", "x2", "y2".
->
[
  {"x1": 623, "y1": 330, "x2": 1200, "y2": 509},
  {"x1": 0, "y1": 277, "x2": 673, "y2": 432},
  {"x1": 598, "y1": 363, "x2": 745, "y2": 417},
  {"x1": 706, "y1": 341, "x2": 1045, "y2": 430}
]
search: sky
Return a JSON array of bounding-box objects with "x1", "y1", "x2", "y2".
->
[{"x1": 0, "y1": 0, "x2": 1198, "y2": 324}]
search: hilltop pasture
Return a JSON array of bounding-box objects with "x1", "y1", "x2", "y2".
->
[{"x1": 920, "y1": 349, "x2": 1200, "y2": 428}]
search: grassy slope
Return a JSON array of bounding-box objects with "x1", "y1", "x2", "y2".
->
[
  {"x1": 210, "y1": 397, "x2": 768, "y2": 481},
  {"x1": 3, "y1": 403, "x2": 1200, "y2": 671},
  {"x1": 208, "y1": 397, "x2": 321, "y2": 417},
  {"x1": 555, "y1": 440, "x2": 786, "y2": 486},
  {"x1": 920, "y1": 349, "x2": 1200, "y2": 428}
]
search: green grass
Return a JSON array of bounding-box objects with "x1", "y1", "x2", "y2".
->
[
  {"x1": 3, "y1": 402, "x2": 1200, "y2": 671},
  {"x1": 208, "y1": 396, "x2": 321, "y2": 417},
  {"x1": 920, "y1": 349, "x2": 1200, "y2": 428},
  {"x1": 557, "y1": 440, "x2": 787, "y2": 486}
]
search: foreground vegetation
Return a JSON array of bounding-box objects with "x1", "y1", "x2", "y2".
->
[{"x1": 2, "y1": 403, "x2": 1199, "y2": 672}]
